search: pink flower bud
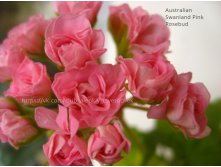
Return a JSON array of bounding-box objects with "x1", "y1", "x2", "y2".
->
[
  {"x1": 109, "y1": 4, "x2": 170, "y2": 54},
  {"x1": 0, "y1": 110, "x2": 38, "y2": 148},
  {"x1": 43, "y1": 132, "x2": 90, "y2": 165},
  {"x1": 88, "y1": 122, "x2": 131, "y2": 164},
  {"x1": 44, "y1": 14, "x2": 106, "y2": 71},
  {"x1": 4, "y1": 57, "x2": 52, "y2": 105},
  {"x1": 148, "y1": 73, "x2": 211, "y2": 138},
  {"x1": 118, "y1": 53, "x2": 176, "y2": 102}
]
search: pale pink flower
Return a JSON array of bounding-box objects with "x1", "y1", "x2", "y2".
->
[
  {"x1": 43, "y1": 132, "x2": 90, "y2": 166},
  {"x1": 44, "y1": 14, "x2": 105, "y2": 71},
  {"x1": 0, "y1": 44, "x2": 25, "y2": 82},
  {"x1": 109, "y1": 4, "x2": 170, "y2": 54},
  {"x1": 4, "y1": 57, "x2": 52, "y2": 105},
  {"x1": 118, "y1": 53, "x2": 176, "y2": 102},
  {"x1": 52, "y1": 62, "x2": 126, "y2": 128},
  {"x1": 88, "y1": 121, "x2": 131, "y2": 164},
  {"x1": 0, "y1": 110, "x2": 38, "y2": 148},
  {"x1": 53, "y1": 1, "x2": 102, "y2": 24},
  {"x1": 5, "y1": 14, "x2": 48, "y2": 54},
  {"x1": 148, "y1": 73, "x2": 211, "y2": 138}
]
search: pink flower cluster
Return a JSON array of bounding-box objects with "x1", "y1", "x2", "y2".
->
[
  {"x1": 35, "y1": 106, "x2": 130, "y2": 165},
  {"x1": 0, "y1": 1, "x2": 211, "y2": 166},
  {"x1": 109, "y1": 4, "x2": 210, "y2": 138}
]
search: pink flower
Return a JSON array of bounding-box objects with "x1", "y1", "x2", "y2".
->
[
  {"x1": 4, "y1": 57, "x2": 52, "y2": 105},
  {"x1": 0, "y1": 44, "x2": 25, "y2": 82},
  {"x1": 5, "y1": 14, "x2": 48, "y2": 54},
  {"x1": 88, "y1": 121, "x2": 131, "y2": 164},
  {"x1": 118, "y1": 53, "x2": 176, "y2": 102},
  {"x1": 0, "y1": 110, "x2": 38, "y2": 148},
  {"x1": 148, "y1": 73, "x2": 211, "y2": 138},
  {"x1": 35, "y1": 105, "x2": 79, "y2": 136},
  {"x1": 53, "y1": 1, "x2": 102, "y2": 24},
  {"x1": 52, "y1": 62, "x2": 126, "y2": 128},
  {"x1": 43, "y1": 132, "x2": 90, "y2": 166},
  {"x1": 109, "y1": 4, "x2": 170, "y2": 54},
  {"x1": 45, "y1": 14, "x2": 106, "y2": 71}
]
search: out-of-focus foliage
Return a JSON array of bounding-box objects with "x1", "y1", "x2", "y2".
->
[
  {"x1": 115, "y1": 99, "x2": 221, "y2": 166},
  {"x1": 0, "y1": 135, "x2": 47, "y2": 165}
]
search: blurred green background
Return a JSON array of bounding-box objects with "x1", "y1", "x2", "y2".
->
[{"x1": 0, "y1": 2, "x2": 221, "y2": 166}]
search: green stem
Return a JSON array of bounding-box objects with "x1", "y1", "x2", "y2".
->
[
  {"x1": 132, "y1": 97, "x2": 149, "y2": 105},
  {"x1": 6, "y1": 97, "x2": 35, "y2": 116},
  {"x1": 125, "y1": 96, "x2": 133, "y2": 104},
  {"x1": 22, "y1": 106, "x2": 35, "y2": 115}
]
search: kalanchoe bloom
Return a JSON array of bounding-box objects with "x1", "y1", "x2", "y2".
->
[
  {"x1": 4, "y1": 57, "x2": 52, "y2": 105},
  {"x1": 44, "y1": 14, "x2": 106, "y2": 71},
  {"x1": 52, "y1": 62, "x2": 126, "y2": 128},
  {"x1": 0, "y1": 44, "x2": 26, "y2": 82},
  {"x1": 148, "y1": 72, "x2": 211, "y2": 138},
  {"x1": 88, "y1": 121, "x2": 131, "y2": 164},
  {"x1": 4, "y1": 14, "x2": 48, "y2": 54},
  {"x1": 118, "y1": 53, "x2": 176, "y2": 102},
  {"x1": 109, "y1": 4, "x2": 170, "y2": 55},
  {"x1": 35, "y1": 105, "x2": 79, "y2": 136},
  {"x1": 43, "y1": 132, "x2": 90, "y2": 166},
  {"x1": 0, "y1": 110, "x2": 38, "y2": 148},
  {"x1": 53, "y1": 1, "x2": 102, "y2": 24}
]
